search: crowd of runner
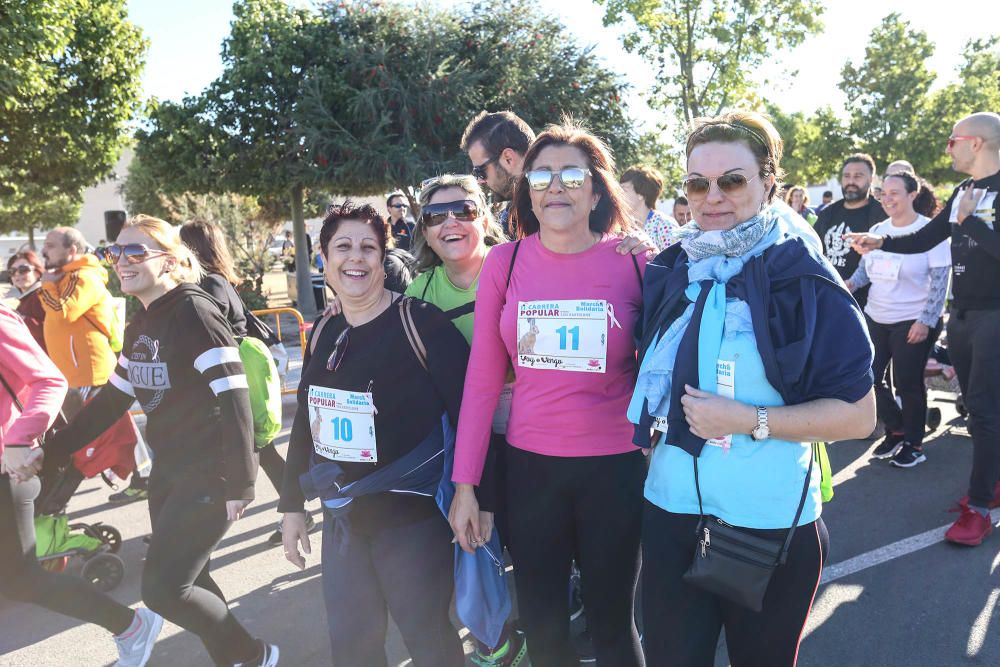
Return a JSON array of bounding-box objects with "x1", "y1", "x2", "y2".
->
[{"x1": 1, "y1": 107, "x2": 999, "y2": 667}]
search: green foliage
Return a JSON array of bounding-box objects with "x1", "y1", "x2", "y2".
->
[
  {"x1": 0, "y1": 0, "x2": 147, "y2": 234},
  {"x1": 766, "y1": 104, "x2": 851, "y2": 186},
  {"x1": 838, "y1": 13, "x2": 935, "y2": 173},
  {"x1": 627, "y1": 131, "x2": 686, "y2": 195},
  {"x1": 599, "y1": 0, "x2": 824, "y2": 125},
  {"x1": 296, "y1": 0, "x2": 638, "y2": 201}
]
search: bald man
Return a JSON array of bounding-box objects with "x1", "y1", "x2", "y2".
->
[
  {"x1": 886, "y1": 159, "x2": 915, "y2": 175},
  {"x1": 848, "y1": 112, "x2": 1000, "y2": 546}
]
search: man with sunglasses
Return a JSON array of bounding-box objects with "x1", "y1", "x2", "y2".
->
[
  {"x1": 460, "y1": 111, "x2": 536, "y2": 238},
  {"x1": 387, "y1": 193, "x2": 414, "y2": 250},
  {"x1": 38, "y1": 227, "x2": 117, "y2": 392},
  {"x1": 849, "y1": 112, "x2": 1000, "y2": 547},
  {"x1": 813, "y1": 154, "x2": 886, "y2": 308}
]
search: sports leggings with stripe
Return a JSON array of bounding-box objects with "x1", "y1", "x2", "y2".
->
[{"x1": 641, "y1": 501, "x2": 828, "y2": 667}]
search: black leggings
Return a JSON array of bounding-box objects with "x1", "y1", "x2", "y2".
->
[
  {"x1": 142, "y1": 468, "x2": 259, "y2": 665},
  {"x1": 506, "y1": 446, "x2": 645, "y2": 667},
  {"x1": 642, "y1": 502, "x2": 828, "y2": 667},
  {"x1": 867, "y1": 315, "x2": 940, "y2": 446},
  {"x1": 0, "y1": 475, "x2": 133, "y2": 634},
  {"x1": 320, "y1": 511, "x2": 464, "y2": 667}
]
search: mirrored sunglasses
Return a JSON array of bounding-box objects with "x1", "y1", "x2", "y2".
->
[
  {"x1": 100, "y1": 243, "x2": 171, "y2": 265},
  {"x1": 524, "y1": 167, "x2": 592, "y2": 191},
  {"x1": 421, "y1": 200, "x2": 480, "y2": 227}
]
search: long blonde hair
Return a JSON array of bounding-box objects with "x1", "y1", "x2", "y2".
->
[
  {"x1": 411, "y1": 174, "x2": 505, "y2": 273},
  {"x1": 122, "y1": 215, "x2": 204, "y2": 284}
]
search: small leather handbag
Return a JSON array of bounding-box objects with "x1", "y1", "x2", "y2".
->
[{"x1": 682, "y1": 453, "x2": 813, "y2": 612}]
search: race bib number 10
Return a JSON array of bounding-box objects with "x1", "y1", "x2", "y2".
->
[
  {"x1": 517, "y1": 300, "x2": 609, "y2": 373},
  {"x1": 308, "y1": 386, "x2": 377, "y2": 463}
]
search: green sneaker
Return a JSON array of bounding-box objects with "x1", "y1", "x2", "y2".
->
[
  {"x1": 108, "y1": 487, "x2": 149, "y2": 505},
  {"x1": 471, "y1": 631, "x2": 529, "y2": 667}
]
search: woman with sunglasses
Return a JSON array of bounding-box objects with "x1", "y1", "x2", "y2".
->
[
  {"x1": 20, "y1": 215, "x2": 278, "y2": 667},
  {"x1": 5, "y1": 251, "x2": 47, "y2": 350},
  {"x1": 279, "y1": 202, "x2": 470, "y2": 667},
  {"x1": 630, "y1": 111, "x2": 875, "y2": 666},
  {"x1": 448, "y1": 121, "x2": 647, "y2": 667}
]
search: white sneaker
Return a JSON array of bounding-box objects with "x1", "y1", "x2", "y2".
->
[
  {"x1": 236, "y1": 642, "x2": 280, "y2": 667},
  {"x1": 114, "y1": 608, "x2": 164, "y2": 667}
]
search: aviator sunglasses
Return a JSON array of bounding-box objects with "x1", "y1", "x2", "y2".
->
[
  {"x1": 10, "y1": 265, "x2": 35, "y2": 275},
  {"x1": 421, "y1": 199, "x2": 481, "y2": 227},
  {"x1": 100, "y1": 243, "x2": 172, "y2": 265},
  {"x1": 682, "y1": 173, "x2": 760, "y2": 197},
  {"x1": 524, "y1": 167, "x2": 592, "y2": 191}
]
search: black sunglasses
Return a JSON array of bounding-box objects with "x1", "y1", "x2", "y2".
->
[
  {"x1": 100, "y1": 243, "x2": 171, "y2": 265},
  {"x1": 388, "y1": 203, "x2": 408, "y2": 210},
  {"x1": 421, "y1": 200, "x2": 480, "y2": 227},
  {"x1": 682, "y1": 173, "x2": 759, "y2": 197},
  {"x1": 471, "y1": 156, "x2": 499, "y2": 181},
  {"x1": 326, "y1": 326, "x2": 351, "y2": 372},
  {"x1": 10, "y1": 265, "x2": 34, "y2": 275}
]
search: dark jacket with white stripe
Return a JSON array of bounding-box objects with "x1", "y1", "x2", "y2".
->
[{"x1": 44, "y1": 284, "x2": 257, "y2": 501}]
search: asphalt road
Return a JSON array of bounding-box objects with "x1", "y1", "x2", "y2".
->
[{"x1": 1, "y1": 384, "x2": 997, "y2": 666}]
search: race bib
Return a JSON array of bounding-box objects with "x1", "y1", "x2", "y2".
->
[
  {"x1": 652, "y1": 360, "x2": 735, "y2": 450},
  {"x1": 951, "y1": 189, "x2": 997, "y2": 230},
  {"x1": 516, "y1": 300, "x2": 610, "y2": 373},
  {"x1": 491, "y1": 383, "x2": 514, "y2": 434},
  {"x1": 308, "y1": 386, "x2": 377, "y2": 463},
  {"x1": 867, "y1": 252, "x2": 903, "y2": 282}
]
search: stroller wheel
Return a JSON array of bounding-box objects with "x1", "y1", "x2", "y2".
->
[
  {"x1": 81, "y1": 553, "x2": 125, "y2": 592},
  {"x1": 92, "y1": 524, "x2": 123, "y2": 553},
  {"x1": 926, "y1": 407, "x2": 942, "y2": 432}
]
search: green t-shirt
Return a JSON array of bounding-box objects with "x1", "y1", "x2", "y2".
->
[{"x1": 404, "y1": 262, "x2": 481, "y2": 344}]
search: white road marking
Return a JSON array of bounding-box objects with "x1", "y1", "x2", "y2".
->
[
  {"x1": 966, "y1": 588, "x2": 1000, "y2": 657},
  {"x1": 821, "y1": 508, "x2": 1000, "y2": 584}
]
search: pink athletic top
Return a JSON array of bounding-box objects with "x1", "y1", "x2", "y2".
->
[
  {"x1": 453, "y1": 234, "x2": 645, "y2": 485},
  {"x1": 0, "y1": 304, "x2": 67, "y2": 455}
]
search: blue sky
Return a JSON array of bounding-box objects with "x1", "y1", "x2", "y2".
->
[{"x1": 127, "y1": 0, "x2": 999, "y2": 132}]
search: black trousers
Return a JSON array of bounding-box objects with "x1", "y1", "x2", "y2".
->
[
  {"x1": 142, "y1": 467, "x2": 259, "y2": 665},
  {"x1": 0, "y1": 475, "x2": 133, "y2": 634},
  {"x1": 866, "y1": 315, "x2": 940, "y2": 446},
  {"x1": 641, "y1": 502, "x2": 828, "y2": 667},
  {"x1": 506, "y1": 446, "x2": 645, "y2": 667},
  {"x1": 947, "y1": 309, "x2": 1000, "y2": 506}
]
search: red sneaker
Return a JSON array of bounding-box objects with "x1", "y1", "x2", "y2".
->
[
  {"x1": 953, "y1": 481, "x2": 1000, "y2": 512},
  {"x1": 945, "y1": 507, "x2": 994, "y2": 546}
]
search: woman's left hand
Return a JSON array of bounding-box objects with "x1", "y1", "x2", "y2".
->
[
  {"x1": 681, "y1": 385, "x2": 755, "y2": 440},
  {"x1": 615, "y1": 233, "x2": 657, "y2": 256},
  {"x1": 907, "y1": 321, "x2": 930, "y2": 344},
  {"x1": 226, "y1": 499, "x2": 251, "y2": 521}
]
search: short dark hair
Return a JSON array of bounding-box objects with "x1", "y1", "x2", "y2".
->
[
  {"x1": 620, "y1": 165, "x2": 664, "y2": 209},
  {"x1": 822, "y1": 190, "x2": 833, "y2": 198},
  {"x1": 386, "y1": 193, "x2": 405, "y2": 208},
  {"x1": 460, "y1": 111, "x2": 536, "y2": 159},
  {"x1": 842, "y1": 153, "x2": 876, "y2": 175},
  {"x1": 320, "y1": 201, "x2": 389, "y2": 259},
  {"x1": 673, "y1": 196, "x2": 688, "y2": 207},
  {"x1": 511, "y1": 120, "x2": 635, "y2": 238}
]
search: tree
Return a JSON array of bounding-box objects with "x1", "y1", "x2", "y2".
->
[
  {"x1": 766, "y1": 104, "x2": 851, "y2": 186},
  {"x1": 599, "y1": 0, "x2": 823, "y2": 126},
  {"x1": 839, "y1": 13, "x2": 935, "y2": 173},
  {"x1": 296, "y1": 0, "x2": 639, "y2": 210},
  {"x1": 0, "y1": 0, "x2": 146, "y2": 235}
]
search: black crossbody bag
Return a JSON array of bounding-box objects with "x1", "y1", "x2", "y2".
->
[{"x1": 682, "y1": 452, "x2": 813, "y2": 612}]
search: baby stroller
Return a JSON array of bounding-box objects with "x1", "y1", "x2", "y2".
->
[
  {"x1": 33, "y1": 405, "x2": 140, "y2": 593},
  {"x1": 924, "y1": 338, "x2": 966, "y2": 432}
]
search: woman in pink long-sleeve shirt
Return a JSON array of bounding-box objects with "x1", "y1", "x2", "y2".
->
[
  {"x1": 0, "y1": 303, "x2": 162, "y2": 664},
  {"x1": 449, "y1": 123, "x2": 647, "y2": 667}
]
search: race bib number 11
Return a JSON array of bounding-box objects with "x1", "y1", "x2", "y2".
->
[
  {"x1": 517, "y1": 300, "x2": 609, "y2": 373},
  {"x1": 308, "y1": 386, "x2": 377, "y2": 463}
]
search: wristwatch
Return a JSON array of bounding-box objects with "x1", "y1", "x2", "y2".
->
[{"x1": 750, "y1": 406, "x2": 770, "y2": 441}]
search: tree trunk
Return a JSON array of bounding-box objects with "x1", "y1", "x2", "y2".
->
[
  {"x1": 27, "y1": 227, "x2": 35, "y2": 250},
  {"x1": 291, "y1": 183, "x2": 317, "y2": 320}
]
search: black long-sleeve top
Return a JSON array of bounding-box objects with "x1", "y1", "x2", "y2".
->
[
  {"x1": 881, "y1": 171, "x2": 1000, "y2": 311},
  {"x1": 279, "y1": 297, "x2": 469, "y2": 531},
  {"x1": 199, "y1": 273, "x2": 248, "y2": 337},
  {"x1": 44, "y1": 284, "x2": 258, "y2": 501}
]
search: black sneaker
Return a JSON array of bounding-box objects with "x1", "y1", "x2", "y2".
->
[
  {"x1": 891, "y1": 443, "x2": 927, "y2": 468},
  {"x1": 267, "y1": 514, "x2": 315, "y2": 546},
  {"x1": 872, "y1": 432, "x2": 905, "y2": 459}
]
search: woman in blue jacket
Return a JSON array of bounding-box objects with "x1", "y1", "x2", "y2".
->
[{"x1": 630, "y1": 111, "x2": 876, "y2": 666}]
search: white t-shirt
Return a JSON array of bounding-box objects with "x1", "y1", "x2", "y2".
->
[{"x1": 864, "y1": 215, "x2": 951, "y2": 325}]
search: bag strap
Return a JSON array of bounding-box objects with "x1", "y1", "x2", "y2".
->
[
  {"x1": 308, "y1": 313, "x2": 335, "y2": 358},
  {"x1": 398, "y1": 297, "x2": 428, "y2": 372},
  {"x1": 420, "y1": 267, "x2": 434, "y2": 300},
  {"x1": 0, "y1": 371, "x2": 24, "y2": 413},
  {"x1": 692, "y1": 447, "x2": 813, "y2": 566},
  {"x1": 505, "y1": 240, "x2": 521, "y2": 290},
  {"x1": 631, "y1": 253, "x2": 642, "y2": 288}
]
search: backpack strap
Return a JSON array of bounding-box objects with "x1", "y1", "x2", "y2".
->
[
  {"x1": 0, "y1": 371, "x2": 24, "y2": 413},
  {"x1": 505, "y1": 240, "x2": 521, "y2": 290},
  {"x1": 631, "y1": 253, "x2": 642, "y2": 288},
  {"x1": 420, "y1": 267, "x2": 434, "y2": 300},
  {"x1": 308, "y1": 313, "x2": 335, "y2": 358},
  {"x1": 398, "y1": 297, "x2": 428, "y2": 371}
]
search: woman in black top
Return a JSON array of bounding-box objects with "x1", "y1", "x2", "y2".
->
[
  {"x1": 279, "y1": 202, "x2": 469, "y2": 667},
  {"x1": 28, "y1": 215, "x2": 278, "y2": 667},
  {"x1": 179, "y1": 220, "x2": 310, "y2": 546}
]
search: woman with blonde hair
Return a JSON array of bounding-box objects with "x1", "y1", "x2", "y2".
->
[{"x1": 20, "y1": 215, "x2": 278, "y2": 666}]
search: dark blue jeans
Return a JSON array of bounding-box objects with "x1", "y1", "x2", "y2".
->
[{"x1": 320, "y1": 508, "x2": 463, "y2": 667}]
